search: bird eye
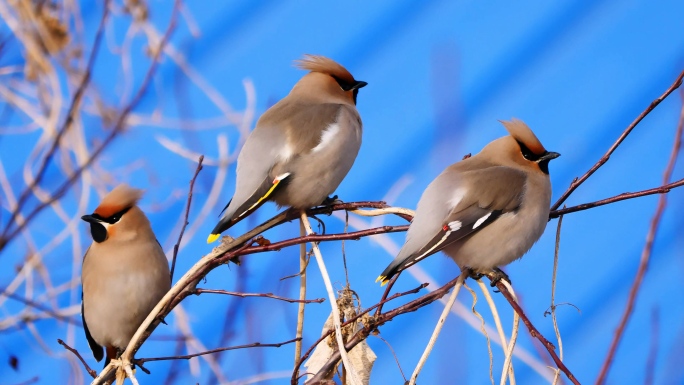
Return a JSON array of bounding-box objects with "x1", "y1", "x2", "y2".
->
[{"x1": 517, "y1": 141, "x2": 537, "y2": 161}]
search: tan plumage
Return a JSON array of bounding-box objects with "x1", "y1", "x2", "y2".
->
[
  {"x1": 80, "y1": 184, "x2": 170, "y2": 366},
  {"x1": 378, "y1": 119, "x2": 560, "y2": 284},
  {"x1": 208, "y1": 55, "x2": 367, "y2": 242}
]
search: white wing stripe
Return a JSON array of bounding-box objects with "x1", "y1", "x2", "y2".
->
[
  {"x1": 473, "y1": 212, "x2": 492, "y2": 229},
  {"x1": 312, "y1": 123, "x2": 340, "y2": 153}
]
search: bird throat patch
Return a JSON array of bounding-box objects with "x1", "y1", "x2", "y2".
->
[{"x1": 89, "y1": 222, "x2": 108, "y2": 243}]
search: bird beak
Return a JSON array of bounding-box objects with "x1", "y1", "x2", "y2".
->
[
  {"x1": 81, "y1": 214, "x2": 100, "y2": 224},
  {"x1": 538, "y1": 151, "x2": 560, "y2": 162},
  {"x1": 351, "y1": 80, "x2": 368, "y2": 90}
]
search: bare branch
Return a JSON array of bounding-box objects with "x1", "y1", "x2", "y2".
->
[
  {"x1": 136, "y1": 337, "x2": 300, "y2": 363},
  {"x1": 193, "y1": 288, "x2": 325, "y2": 304},
  {"x1": 0, "y1": 0, "x2": 182, "y2": 251},
  {"x1": 492, "y1": 278, "x2": 580, "y2": 385},
  {"x1": 57, "y1": 338, "x2": 97, "y2": 378},
  {"x1": 170, "y1": 155, "x2": 204, "y2": 281},
  {"x1": 551, "y1": 68, "x2": 684, "y2": 211},
  {"x1": 1, "y1": 0, "x2": 110, "y2": 244},
  {"x1": 594, "y1": 88, "x2": 684, "y2": 385}
]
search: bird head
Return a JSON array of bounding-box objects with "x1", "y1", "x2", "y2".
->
[
  {"x1": 293, "y1": 54, "x2": 367, "y2": 105},
  {"x1": 81, "y1": 184, "x2": 147, "y2": 243},
  {"x1": 483, "y1": 118, "x2": 560, "y2": 174}
]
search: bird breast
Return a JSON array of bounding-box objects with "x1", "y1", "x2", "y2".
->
[{"x1": 82, "y1": 240, "x2": 170, "y2": 350}]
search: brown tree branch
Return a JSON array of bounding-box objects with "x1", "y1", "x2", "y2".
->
[
  {"x1": 135, "y1": 337, "x2": 300, "y2": 364},
  {"x1": 594, "y1": 92, "x2": 684, "y2": 385},
  {"x1": 303, "y1": 277, "x2": 462, "y2": 384},
  {"x1": 57, "y1": 338, "x2": 97, "y2": 378},
  {"x1": 551, "y1": 68, "x2": 684, "y2": 211},
  {"x1": 170, "y1": 155, "x2": 204, "y2": 282},
  {"x1": 193, "y1": 288, "x2": 325, "y2": 304},
  {"x1": 492, "y1": 280, "x2": 581, "y2": 385},
  {"x1": 0, "y1": 0, "x2": 181, "y2": 252},
  {"x1": 549, "y1": 178, "x2": 684, "y2": 218},
  {"x1": 1, "y1": 0, "x2": 110, "y2": 246}
]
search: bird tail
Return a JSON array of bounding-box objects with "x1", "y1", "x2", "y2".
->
[
  {"x1": 207, "y1": 173, "x2": 291, "y2": 243},
  {"x1": 376, "y1": 257, "x2": 409, "y2": 286}
]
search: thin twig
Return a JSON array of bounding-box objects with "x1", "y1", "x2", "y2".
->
[
  {"x1": 294, "y1": 282, "x2": 428, "y2": 383},
  {"x1": 476, "y1": 279, "x2": 516, "y2": 385},
  {"x1": 0, "y1": 0, "x2": 110, "y2": 245},
  {"x1": 551, "y1": 68, "x2": 684, "y2": 211},
  {"x1": 300, "y1": 211, "x2": 361, "y2": 385},
  {"x1": 170, "y1": 155, "x2": 204, "y2": 281},
  {"x1": 499, "y1": 281, "x2": 519, "y2": 385},
  {"x1": 549, "y1": 178, "x2": 684, "y2": 218},
  {"x1": 194, "y1": 288, "x2": 324, "y2": 304},
  {"x1": 304, "y1": 276, "x2": 463, "y2": 384},
  {"x1": 551, "y1": 214, "x2": 565, "y2": 385},
  {"x1": 409, "y1": 271, "x2": 466, "y2": 385},
  {"x1": 136, "y1": 337, "x2": 300, "y2": 363},
  {"x1": 0, "y1": 0, "x2": 182, "y2": 249},
  {"x1": 594, "y1": 94, "x2": 684, "y2": 385},
  {"x1": 492, "y1": 279, "x2": 580, "y2": 385},
  {"x1": 294, "y1": 218, "x2": 307, "y2": 367},
  {"x1": 1, "y1": 289, "x2": 79, "y2": 325},
  {"x1": 57, "y1": 338, "x2": 97, "y2": 378}
]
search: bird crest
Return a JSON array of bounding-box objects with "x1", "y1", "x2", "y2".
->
[
  {"x1": 500, "y1": 118, "x2": 546, "y2": 155},
  {"x1": 94, "y1": 184, "x2": 143, "y2": 218},
  {"x1": 294, "y1": 54, "x2": 356, "y2": 84}
]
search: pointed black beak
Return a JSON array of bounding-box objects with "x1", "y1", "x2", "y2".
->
[
  {"x1": 539, "y1": 151, "x2": 560, "y2": 162},
  {"x1": 352, "y1": 80, "x2": 368, "y2": 90},
  {"x1": 81, "y1": 214, "x2": 99, "y2": 224}
]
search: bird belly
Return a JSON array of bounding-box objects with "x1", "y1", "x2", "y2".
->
[
  {"x1": 443, "y1": 205, "x2": 548, "y2": 271},
  {"x1": 82, "y1": 248, "x2": 170, "y2": 350}
]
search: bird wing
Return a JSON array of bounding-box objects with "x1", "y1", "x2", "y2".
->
[
  {"x1": 81, "y1": 247, "x2": 104, "y2": 361},
  {"x1": 209, "y1": 103, "x2": 347, "y2": 240},
  {"x1": 378, "y1": 166, "x2": 526, "y2": 284}
]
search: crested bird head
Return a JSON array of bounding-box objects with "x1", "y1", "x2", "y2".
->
[
  {"x1": 481, "y1": 118, "x2": 560, "y2": 175},
  {"x1": 81, "y1": 184, "x2": 149, "y2": 243},
  {"x1": 293, "y1": 54, "x2": 367, "y2": 105}
]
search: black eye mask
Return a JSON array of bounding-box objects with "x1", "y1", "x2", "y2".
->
[{"x1": 81, "y1": 206, "x2": 132, "y2": 243}]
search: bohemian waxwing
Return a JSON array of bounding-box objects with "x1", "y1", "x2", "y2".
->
[
  {"x1": 207, "y1": 54, "x2": 367, "y2": 242},
  {"x1": 377, "y1": 119, "x2": 560, "y2": 285},
  {"x1": 80, "y1": 184, "x2": 170, "y2": 366}
]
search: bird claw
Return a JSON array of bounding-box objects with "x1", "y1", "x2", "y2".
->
[
  {"x1": 318, "y1": 195, "x2": 342, "y2": 216},
  {"x1": 488, "y1": 267, "x2": 511, "y2": 288}
]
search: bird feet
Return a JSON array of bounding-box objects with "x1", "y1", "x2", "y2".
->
[
  {"x1": 320, "y1": 195, "x2": 341, "y2": 206},
  {"x1": 488, "y1": 267, "x2": 511, "y2": 287},
  {"x1": 465, "y1": 267, "x2": 511, "y2": 288},
  {"x1": 318, "y1": 195, "x2": 342, "y2": 216}
]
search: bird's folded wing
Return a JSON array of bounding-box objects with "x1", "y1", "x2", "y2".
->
[
  {"x1": 400, "y1": 166, "x2": 527, "y2": 270},
  {"x1": 81, "y1": 294, "x2": 104, "y2": 362}
]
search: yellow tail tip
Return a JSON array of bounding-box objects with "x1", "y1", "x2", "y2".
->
[
  {"x1": 207, "y1": 233, "x2": 220, "y2": 244},
  {"x1": 376, "y1": 275, "x2": 389, "y2": 286}
]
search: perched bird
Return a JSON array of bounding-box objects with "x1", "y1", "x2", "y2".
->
[
  {"x1": 80, "y1": 184, "x2": 170, "y2": 366},
  {"x1": 207, "y1": 54, "x2": 367, "y2": 243},
  {"x1": 377, "y1": 119, "x2": 559, "y2": 285}
]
